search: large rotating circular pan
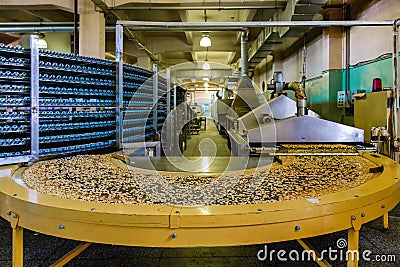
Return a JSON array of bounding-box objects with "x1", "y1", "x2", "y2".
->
[
  {"x1": 0, "y1": 152, "x2": 399, "y2": 247},
  {"x1": 127, "y1": 156, "x2": 268, "y2": 172}
]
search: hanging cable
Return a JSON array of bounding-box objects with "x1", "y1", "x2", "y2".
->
[{"x1": 301, "y1": 35, "x2": 307, "y2": 89}]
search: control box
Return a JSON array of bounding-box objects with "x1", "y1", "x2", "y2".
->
[{"x1": 337, "y1": 90, "x2": 366, "y2": 108}]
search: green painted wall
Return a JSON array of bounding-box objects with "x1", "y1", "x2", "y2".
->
[
  {"x1": 306, "y1": 75, "x2": 325, "y2": 115},
  {"x1": 305, "y1": 56, "x2": 395, "y2": 126},
  {"x1": 305, "y1": 70, "x2": 344, "y2": 123},
  {"x1": 348, "y1": 57, "x2": 393, "y2": 91}
]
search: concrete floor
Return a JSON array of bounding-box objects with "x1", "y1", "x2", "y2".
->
[
  {"x1": 183, "y1": 119, "x2": 231, "y2": 157},
  {"x1": 1, "y1": 120, "x2": 399, "y2": 266}
]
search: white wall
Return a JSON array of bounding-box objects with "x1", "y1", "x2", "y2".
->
[
  {"x1": 306, "y1": 35, "x2": 327, "y2": 78},
  {"x1": 282, "y1": 52, "x2": 301, "y2": 81},
  {"x1": 20, "y1": 32, "x2": 72, "y2": 53},
  {"x1": 350, "y1": 0, "x2": 400, "y2": 65},
  {"x1": 45, "y1": 32, "x2": 72, "y2": 53},
  {"x1": 282, "y1": 33, "x2": 329, "y2": 82},
  {"x1": 254, "y1": 34, "x2": 327, "y2": 86}
]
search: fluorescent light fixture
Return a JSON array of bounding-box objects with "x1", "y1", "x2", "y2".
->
[
  {"x1": 203, "y1": 77, "x2": 210, "y2": 81},
  {"x1": 200, "y1": 33, "x2": 211, "y2": 47}
]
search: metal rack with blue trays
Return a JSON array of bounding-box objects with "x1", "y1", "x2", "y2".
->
[
  {"x1": 0, "y1": 40, "x2": 186, "y2": 164},
  {"x1": 122, "y1": 63, "x2": 154, "y2": 144},
  {"x1": 156, "y1": 75, "x2": 168, "y2": 134},
  {"x1": 37, "y1": 49, "x2": 117, "y2": 157},
  {"x1": 0, "y1": 44, "x2": 31, "y2": 160}
]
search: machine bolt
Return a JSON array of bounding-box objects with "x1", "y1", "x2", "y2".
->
[
  {"x1": 90, "y1": 208, "x2": 95, "y2": 211},
  {"x1": 58, "y1": 225, "x2": 64, "y2": 230},
  {"x1": 381, "y1": 204, "x2": 385, "y2": 208},
  {"x1": 13, "y1": 194, "x2": 17, "y2": 197},
  {"x1": 6, "y1": 212, "x2": 11, "y2": 216},
  {"x1": 171, "y1": 233, "x2": 177, "y2": 239},
  {"x1": 295, "y1": 226, "x2": 301, "y2": 231},
  {"x1": 12, "y1": 214, "x2": 17, "y2": 219},
  {"x1": 351, "y1": 216, "x2": 357, "y2": 220},
  {"x1": 361, "y1": 213, "x2": 365, "y2": 217},
  {"x1": 175, "y1": 211, "x2": 180, "y2": 214},
  {"x1": 257, "y1": 208, "x2": 263, "y2": 212}
]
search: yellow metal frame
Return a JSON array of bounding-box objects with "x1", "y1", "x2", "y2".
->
[{"x1": 1, "y1": 152, "x2": 400, "y2": 267}]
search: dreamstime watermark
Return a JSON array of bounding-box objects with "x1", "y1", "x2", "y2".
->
[{"x1": 257, "y1": 238, "x2": 396, "y2": 263}]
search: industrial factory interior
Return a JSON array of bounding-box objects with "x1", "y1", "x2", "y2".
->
[{"x1": 1, "y1": 0, "x2": 400, "y2": 266}]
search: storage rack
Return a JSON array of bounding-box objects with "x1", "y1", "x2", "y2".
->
[
  {"x1": 115, "y1": 25, "x2": 175, "y2": 151},
  {"x1": 160, "y1": 83, "x2": 191, "y2": 155},
  {"x1": 1, "y1": 36, "x2": 173, "y2": 165},
  {"x1": 37, "y1": 47, "x2": 117, "y2": 157},
  {"x1": 155, "y1": 66, "x2": 169, "y2": 135},
  {"x1": 0, "y1": 43, "x2": 31, "y2": 164},
  {"x1": 121, "y1": 63, "x2": 153, "y2": 144},
  {"x1": 0, "y1": 34, "x2": 190, "y2": 164}
]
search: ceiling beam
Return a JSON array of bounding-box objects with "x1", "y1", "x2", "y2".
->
[
  {"x1": 148, "y1": 36, "x2": 238, "y2": 54},
  {"x1": 111, "y1": 1, "x2": 287, "y2": 10},
  {"x1": 191, "y1": 52, "x2": 197, "y2": 61},
  {"x1": 178, "y1": 10, "x2": 193, "y2": 45},
  {"x1": 20, "y1": 9, "x2": 53, "y2": 22},
  {"x1": 91, "y1": 0, "x2": 161, "y2": 64},
  {"x1": 236, "y1": 9, "x2": 257, "y2": 44},
  {"x1": 227, "y1": 52, "x2": 237, "y2": 65},
  {"x1": 0, "y1": 1, "x2": 74, "y2": 12}
]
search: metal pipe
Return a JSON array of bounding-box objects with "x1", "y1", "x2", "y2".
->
[
  {"x1": 285, "y1": 82, "x2": 307, "y2": 116},
  {"x1": 128, "y1": 27, "x2": 248, "y2": 32},
  {"x1": 0, "y1": 26, "x2": 115, "y2": 33},
  {"x1": 111, "y1": 5, "x2": 286, "y2": 11},
  {"x1": 345, "y1": 26, "x2": 350, "y2": 92},
  {"x1": 74, "y1": 0, "x2": 78, "y2": 55},
  {"x1": 0, "y1": 22, "x2": 74, "y2": 26},
  {"x1": 118, "y1": 20, "x2": 398, "y2": 29},
  {"x1": 392, "y1": 19, "x2": 399, "y2": 160},
  {"x1": 241, "y1": 31, "x2": 248, "y2": 77}
]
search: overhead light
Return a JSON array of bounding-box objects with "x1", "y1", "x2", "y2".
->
[
  {"x1": 200, "y1": 33, "x2": 211, "y2": 47},
  {"x1": 203, "y1": 77, "x2": 210, "y2": 81},
  {"x1": 202, "y1": 61, "x2": 210, "y2": 70},
  {"x1": 202, "y1": 49, "x2": 211, "y2": 70},
  {"x1": 37, "y1": 33, "x2": 47, "y2": 49},
  {"x1": 38, "y1": 39, "x2": 48, "y2": 49}
]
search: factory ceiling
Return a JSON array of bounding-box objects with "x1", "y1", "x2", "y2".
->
[{"x1": 0, "y1": 0, "x2": 373, "y2": 69}]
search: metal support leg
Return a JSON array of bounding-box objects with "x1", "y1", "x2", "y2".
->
[
  {"x1": 347, "y1": 228, "x2": 360, "y2": 267},
  {"x1": 12, "y1": 226, "x2": 23, "y2": 267},
  {"x1": 50, "y1": 242, "x2": 92, "y2": 267},
  {"x1": 297, "y1": 239, "x2": 332, "y2": 267},
  {"x1": 383, "y1": 212, "x2": 389, "y2": 229}
]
